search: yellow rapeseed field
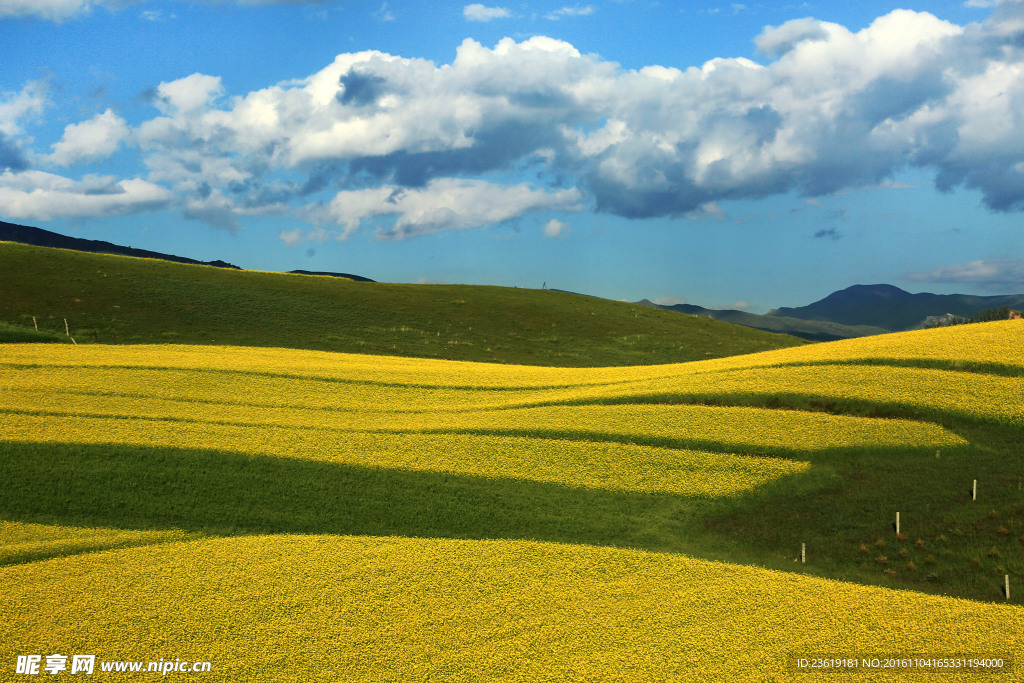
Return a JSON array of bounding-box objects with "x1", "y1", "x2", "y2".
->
[
  {"x1": 1, "y1": 535, "x2": 1021, "y2": 682},
  {"x1": 1, "y1": 320, "x2": 1022, "y2": 680}
]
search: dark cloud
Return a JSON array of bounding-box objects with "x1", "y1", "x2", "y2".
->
[
  {"x1": 813, "y1": 228, "x2": 841, "y2": 240},
  {"x1": 0, "y1": 133, "x2": 29, "y2": 171},
  {"x1": 350, "y1": 119, "x2": 567, "y2": 187},
  {"x1": 338, "y1": 71, "x2": 390, "y2": 107}
]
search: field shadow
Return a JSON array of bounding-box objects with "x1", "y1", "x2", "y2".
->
[
  {"x1": 0, "y1": 439, "x2": 752, "y2": 556},
  {"x1": 2, "y1": 433, "x2": 997, "y2": 602}
]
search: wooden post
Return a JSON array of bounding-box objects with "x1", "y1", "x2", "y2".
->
[
  {"x1": 1006, "y1": 575, "x2": 1011, "y2": 602},
  {"x1": 64, "y1": 318, "x2": 70, "y2": 336},
  {"x1": 801, "y1": 543, "x2": 806, "y2": 564},
  {"x1": 973, "y1": 479, "x2": 977, "y2": 501},
  {"x1": 32, "y1": 316, "x2": 37, "y2": 331},
  {"x1": 896, "y1": 511, "x2": 900, "y2": 536}
]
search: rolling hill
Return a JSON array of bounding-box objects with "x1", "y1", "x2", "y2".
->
[
  {"x1": 0, "y1": 240, "x2": 806, "y2": 366},
  {"x1": 0, "y1": 220, "x2": 242, "y2": 270}
]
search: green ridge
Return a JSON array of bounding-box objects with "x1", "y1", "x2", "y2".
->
[{"x1": 0, "y1": 241, "x2": 805, "y2": 366}]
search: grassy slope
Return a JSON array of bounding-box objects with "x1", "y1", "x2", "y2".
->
[{"x1": 0, "y1": 240, "x2": 805, "y2": 366}]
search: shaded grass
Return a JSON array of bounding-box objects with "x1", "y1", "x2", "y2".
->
[
  {"x1": 2, "y1": 417, "x2": 1020, "y2": 603},
  {"x1": 0, "y1": 440, "x2": 799, "y2": 558},
  {"x1": 0, "y1": 321, "x2": 66, "y2": 344},
  {"x1": 701, "y1": 420, "x2": 1024, "y2": 603},
  {"x1": 0, "y1": 241, "x2": 805, "y2": 366}
]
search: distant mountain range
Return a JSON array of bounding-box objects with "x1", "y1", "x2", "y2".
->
[
  {"x1": 640, "y1": 283, "x2": 1024, "y2": 341},
  {"x1": 768, "y1": 283, "x2": 1024, "y2": 330},
  {"x1": 0, "y1": 221, "x2": 374, "y2": 282},
  {"x1": 635, "y1": 300, "x2": 888, "y2": 342}
]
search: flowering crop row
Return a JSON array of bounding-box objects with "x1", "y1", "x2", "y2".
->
[
  {"x1": 3, "y1": 360, "x2": 1018, "y2": 426},
  {"x1": 0, "y1": 391, "x2": 967, "y2": 457},
  {"x1": 1, "y1": 534, "x2": 1020, "y2": 682},
  {"x1": 1, "y1": 412, "x2": 806, "y2": 496}
]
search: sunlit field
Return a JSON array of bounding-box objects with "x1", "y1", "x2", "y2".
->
[{"x1": 2, "y1": 320, "x2": 1022, "y2": 680}]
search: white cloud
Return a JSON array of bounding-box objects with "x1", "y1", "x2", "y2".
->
[
  {"x1": 19, "y1": 5, "x2": 1024, "y2": 229},
  {"x1": 543, "y1": 218, "x2": 568, "y2": 237},
  {"x1": 906, "y1": 258, "x2": 1024, "y2": 289},
  {"x1": 140, "y1": 9, "x2": 174, "y2": 21},
  {"x1": 373, "y1": 1, "x2": 394, "y2": 21},
  {"x1": 47, "y1": 109, "x2": 129, "y2": 166},
  {"x1": 0, "y1": 0, "x2": 329, "y2": 21},
  {"x1": 320, "y1": 179, "x2": 582, "y2": 240},
  {"x1": 0, "y1": 0, "x2": 143, "y2": 21},
  {"x1": 546, "y1": 5, "x2": 594, "y2": 19},
  {"x1": 464, "y1": 3, "x2": 511, "y2": 21},
  {"x1": 0, "y1": 170, "x2": 172, "y2": 220},
  {"x1": 279, "y1": 227, "x2": 304, "y2": 246},
  {"x1": 0, "y1": 80, "x2": 47, "y2": 136},
  {"x1": 754, "y1": 17, "x2": 832, "y2": 57},
  {"x1": 154, "y1": 73, "x2": 223, "y2": 116},
  {"x1": 0, "y1": 0, "x2": 93, "y2": 21}
]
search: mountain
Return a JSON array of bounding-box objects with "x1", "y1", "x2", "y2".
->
[
  {"x1": 635, "y1": 300, "x2": 888, "y2": 342},
  {"x1": 768, "y1": 284, "x2": 1024, "y2": 331},
  {"x1": 0, "y1": 221, "x2": 242, "y2": 270}
]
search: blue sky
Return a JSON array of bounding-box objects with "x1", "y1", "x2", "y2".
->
[{"x1": 1, "y1": 0, "x2": 1022, "y2": 312}]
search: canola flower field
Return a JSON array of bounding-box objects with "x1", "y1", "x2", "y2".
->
[{"x1": 1, "y1": 320, "x2": 1023, "y2": 681}]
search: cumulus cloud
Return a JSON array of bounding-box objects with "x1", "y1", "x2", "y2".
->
[
  {"x1": 47, "y1": 109, "x2": 129, "y2": 166},
  {"x1": 464, "y1": 4, "x2": 511, "y2": 21},
  {"x1": 754, "y1": 17, "x2": 831, "y2": 57},
  {"x1": 0, "y1": 80, "x2": 47, "y2": 137},
  {"x1": 15, "y1": 5, "x2": 1024, "y2": 233},
  {"x1": 315, "y1": 179, "x2": 582, "y2": 241},
  {"x1": 652, "y1": 295, "x2": 688, "y2": 306},
  {"x1": 906, "y1": 258, "x2": 1024, "y2": 290},
  {"x1": 0, "y1": 170, "x2": 171, "y2": 220}
]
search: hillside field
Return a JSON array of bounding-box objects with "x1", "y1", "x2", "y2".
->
[
  {"x1": 1, "y1": 320, "x2": 1023, "y2": 680},
  {"x1": 0, "y1": 241, "x2": 805, "y2": 366}
]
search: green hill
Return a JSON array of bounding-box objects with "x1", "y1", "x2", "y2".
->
[{"x1": 0, "y1": 241, "x2": 806, "y2": 366}]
